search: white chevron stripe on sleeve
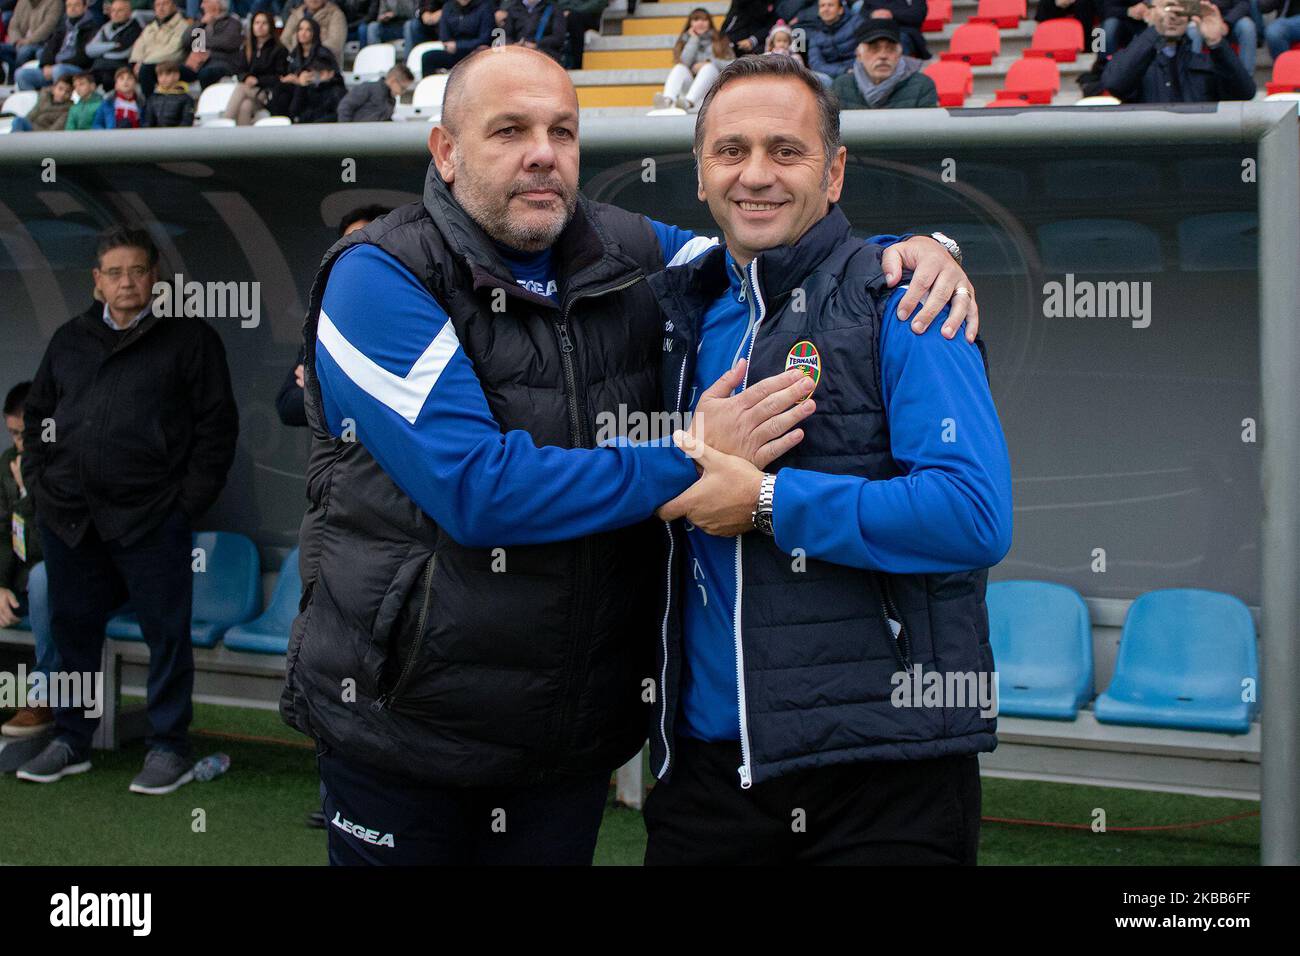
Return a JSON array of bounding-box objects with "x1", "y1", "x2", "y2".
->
[{"x1": 667, "y1": 235, "x2": 720, "y2": 268}]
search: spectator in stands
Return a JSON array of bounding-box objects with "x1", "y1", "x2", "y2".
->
[
  {"x1": 720, "y1": 0, "x2": 777, "y2": 53},
  {"x1": 1186, "y1": 1, "x2": 1258, "y2": 73},
  {"x1": 6, "y1": 72, "x2": 73, "y2": 128},
  {"x1": 1102, "y1": 0, "x2": 1150, "y2": 55},
  {"x1": 130, "y1": 0, "x2": 191, "y2": 96},
  {"x1": 0, "y1": 0, "x2": 65, "y2": 85},
  {"x1": 807, "y1": 0, "x2": 860, "y2": 86},
  {"x1": 283, "y1": 15, "x2": 346, "y2": 121},
  {"x1": 91, "y1": 62, "x2": 146, "y2": 124},
  {"x1": 502, "y1": 0, "x2": 567, "y2": 62},
  {"x1": 63, "y1": 68, "x2": 102, "y2": 126},
  {"x1": 282, "y1": 0, "x2": 346, "y2": 63},
  {"x1": 276, "y1": 205, "x2": 390, "y2": 429},
  {"x1": 403, "y1": 0, "x2": 443, "y2": 51},
  {"x1": 364, "y1": 0, "x2": 414, "y2": 45},
  {"x1": 222, "y1": 9, "x2": 289, "y2": 124},
  {"x1": 1261, "y1": 0, "x2": 1300, "y2": 57},
  {"x1": 180, "y1": 0, "x2": 244, "y2": 88},
  {"x1": 141, "y1": 58, "x2": 195, "y2": 122},
  {"x1": 653, "y1": 6, "x2": 735, "y2": 110},
  {"x1": 1036, "y1": 0, "x2": 1098, "y2": 39},
  {"x1": 420, "y1": 0, "x2": 491, "y2": 75},
  {"x1": 832, "y1": 17, "x2": 937, "y2": 106},
  {"x1": 0, "y1": 382, "x2": 55, "y2": 740},
  {"x1": 559, "y1": 0, "x2": 607, "y2": 69},
  {"x1": 1101, "y1": 0, "x2": 1255, "y2": 101},
  {"x1": 16, "y1": 227, "x2": 238, "y2": 793},
  {"x1": 16, "y1": 0, "x2": 99, "y2": 90},
  {"x1": 764, "y1": 19, "x2": 805, "y2": 63},
  {"x1": 858, "y1": 0, "x2": 930, "y2": 59},
  {"x1": 85, "y1": 0, "x2": 140, "y2": 89},
  {"x1": 338, "y1": 61, "x2": 412, "y2": 119}
]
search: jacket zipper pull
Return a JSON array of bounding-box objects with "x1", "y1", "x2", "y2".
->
[
  {"x1": 738, "y1": 764, "x2": 753, "y2": 789},
  {"x1": 556, "y1": 322, "x2": 574, "y2": 353},
  {"x1": 370, "y1": 694, "x2": 389, "y2": 712}
]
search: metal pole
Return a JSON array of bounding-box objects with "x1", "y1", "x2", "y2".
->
[{"x1": 1257, "y1": 103, "x2": 1300, "y2": 866}]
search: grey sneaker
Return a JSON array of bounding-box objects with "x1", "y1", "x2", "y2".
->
[
  {"x1": 128, "y1": 748, "x2": 194, "y2": 796},
  {"x1": 15, "y1": 739, "x2": 92, "y2": 783}
]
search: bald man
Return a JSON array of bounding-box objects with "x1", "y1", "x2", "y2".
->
[{"x1": 282, "y1": 45, "x2": 978, "y2": 865}]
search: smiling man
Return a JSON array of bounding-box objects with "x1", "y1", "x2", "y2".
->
[
  {"x1": 282, "y1": 43, "x2": 979, "y2": 866},
  {"x1": 642, "y1": 55, "x2": 1013, "y2": 865}
]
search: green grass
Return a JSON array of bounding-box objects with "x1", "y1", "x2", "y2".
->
[{"x1": 0, "y1": 701, "x2": 1260, "y2": 865}]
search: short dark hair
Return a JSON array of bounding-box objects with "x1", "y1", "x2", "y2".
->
[
  {"x1": 338, "y1": 205, "x2": 392, "y2": 236},
  {"x1": 387, "y1": 63, "x2": 414, "y2": 84},
  {"x1": 693, "y1": 55, "x2": 842, "y2": 176},
  {"x1": 156, "y1": 60, "x2": 182, "y2": 75},
  {"x1": 95, "y1": 227, "x2": 158, "y2": 269},
  {"x1": 4, "y1": 382, "x2": 31, "y2": 418}
]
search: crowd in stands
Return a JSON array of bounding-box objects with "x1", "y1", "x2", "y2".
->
[{"x1": 0, "y1": 0, "x2": 1292, "y2": 128}]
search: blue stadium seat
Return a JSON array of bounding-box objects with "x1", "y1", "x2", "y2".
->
[
  {"x1": 1037, "y1": 219, "x2": 1163, "y2": 274},
  {"x1": 986, "y1": 580, "x2": 1093, "y2": 720},
  {"x1": 106, "y1": 532, "x2": 260, "y2": 648},
  {"x1": 223, "y1": 548, "x2": 302, "y2": 655},
  {"x1": 1094, "y1": 589, "x2": 1259, "y2": 734}
]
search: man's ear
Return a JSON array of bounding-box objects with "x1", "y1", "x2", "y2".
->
[
  {"x1": 696, "y1": 155, "x2": 706, "y2": 202},
  {"x1": 825, "y1": 145, "x2": 847, "y2": 204},
  {"x1": 428, "y1": 125, "x2": 456, "y2": 183}
]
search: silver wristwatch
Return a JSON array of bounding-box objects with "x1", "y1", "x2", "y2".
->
[
  {"x1": 931, "y1": 231, "x2": 962, "y2": 264},
  {"x1": 752, "y1": 473, "x2": 777, "y2": 536}
]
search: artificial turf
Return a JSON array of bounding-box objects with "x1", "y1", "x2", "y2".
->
[{"x1": 0, "y1": 700, "x2": 1260, "y2": 866}]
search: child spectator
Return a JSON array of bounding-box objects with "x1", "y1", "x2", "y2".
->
[
  {"x1": 141, "y1": 59, "x2": 194, "y2": 124},
  {"x1": 130, "y1": 0, "x2": 192, "y2": 96},
  {"x1": 337, "y1": 61, "x2": 413, "y2": 120},
  {"x1": 222, "y1": 8, "x2": 288, "y2": 124},
  {"x1": 91, "y1": 63, "x2": 146, "y2": 126},
  {"x1": 63, "y1": 69, "x2": 103, "y2": 127},
  {"x1": 764, "y1": 18, "x2": 804, "y2": 63},
  {"x1": 8, "y1": 73, "x2": 73, "y2": 129},
  {"x1": 653, "y1": 6, "x2": 735, "y2": 110}
]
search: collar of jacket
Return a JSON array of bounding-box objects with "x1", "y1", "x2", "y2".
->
[
  {"x1": 420, "y1": 159, "x2": 643, "y2": 312},
  {"x1": 75, "y1": 301, "x2": 160, "y2": 346},
  {"x1": 655, "y1": 201, "x2": 856, "y2": 309}
]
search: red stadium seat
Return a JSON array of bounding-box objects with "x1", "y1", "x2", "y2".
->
[
  {"x1": 969, "y1": 0, "x2": 1027, "y2": 29},
  {"x1": 1026, "y1": 17, "x2": 1084, "y2": 62},
  {"x1": 922, "y1": 0, "x2": 952, "y2": 32},
  {"x1": 995, "y1": 56, "x2": 1060, "y2": 104},
  {"x1": 941, "y1": 22, "x2": 1001, "y2": 65},
  {"x1": 1266, "y1": 50, "x2": 1300, "y2": 95},
  {"x1": 923, "y1": 60, "x2": 974, "y2": 106},
  {"x1": 985, "y1": 96, "x2": 1032, "y2": 107}
]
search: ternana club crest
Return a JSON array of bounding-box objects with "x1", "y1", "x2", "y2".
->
[{"x1": 784, "y1": 340, "x2": 821, "y2": 396}]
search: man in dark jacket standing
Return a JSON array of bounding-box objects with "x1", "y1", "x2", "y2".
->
[
  {"x1": 1101, "y1": 0, "x2": 1255, "y2": 101},
  {"x1": 16, "y1": 228, "x2": 238, "y2": 795},
  {"x1": 282, "y1": 44, "x2": 975, "y2": 865},
  {"x1": 833, "y1": 17, "x2": 938, "y2": 107}
]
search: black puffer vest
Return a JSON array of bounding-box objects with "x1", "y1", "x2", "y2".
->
[
  {"x1": 647, "y1": 205, "x2": 997, "y2": 788},
  {"x1": 280, "y1": 163, "x2": 668, "y2": 787}
]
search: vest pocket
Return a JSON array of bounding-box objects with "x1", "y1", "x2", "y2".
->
[
  {"x1": 874, "y1": 574, "x2": 912, "y2": 671},
  {"x1": 372, "y1": 554, "x2": 436, "y2": 711}
]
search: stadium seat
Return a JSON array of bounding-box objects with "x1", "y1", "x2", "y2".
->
[
  {"x1": 1038, "y1": 218, "x2": 1162, "y2": 272},
  {"x1": 1094, "y1": 589, "x2": 1259, "y2": 734},
  {"x1": 987, "y1": 581, "x2": 1094, "y2": 720},
  {"x1": 1026, "y1": 17, "x2": 1084, "y2": 62},
  {"x1": 254, "y1": 115, "x2": 292, "y2": 126},
  {"x1": 1265, "y1": 91, "x2": 1300, "y2": 100},
  {"x1": 2, "y1": 90, "x2": 38, "y2": 118},
  {"x1": 995, "y1": 57, "x2": 1060, "y2": 104},
  {"x1": 224, "y1": 548, "x2": 302, "y2": 655},
  {"x1": 106, "y1": 532, "x2": 260, "y2": 648},
  {"x1": 969, "y1": 0, "x2": 1027, "y2": 28},
  {"x1": 1266, "y1": 50, "x2": 1300, "y2": 95},
  {"x1": 406, "y1": 40, "x2": 444, "y2": 81},
  {"x1": 941, "y1": 23, "x2": 1001, "y2": 65},
  {"x1": 923, "y1": 60, "x2": 974, "y2": 107},
  {"x1": 985, "y1": 96, "x2": 1030, "y2": 107},
  {"x1": 1075, "y1": 94, "x2": 1122, "y2": 105},
  {"x1": 1177, "y1": 212, "x2": 1257, "y2": 272},
  {"x1": 922, "y1": 0, "x2": 952, "y2": 31},
  {"x1": 350, "y1": 42, "x2": 397, "y2": 85},
  {"x1": 195, "y1": 82, "x2": 237, "y2": 122},
  {"x1": 411, "y1": 74, "x2": 449, "y2": 118},
  {"x1": 198, "y1": 117, "x2": 236, "y2": 127}
]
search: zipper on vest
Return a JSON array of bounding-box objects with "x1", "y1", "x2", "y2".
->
[
  {"x1": 656, "y1": 350, "x2": 690, "y2": 780},
  {"x1": 732, "y1": 257, "x2": 766, "y2": 790},
  {"x1": 372, "y1": 554, "x2": 436, "y2": 711},
  {"x1": 877, "y1": 577, "x2": 912, "y2": 671}
]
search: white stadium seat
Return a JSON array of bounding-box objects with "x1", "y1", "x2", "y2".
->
[
  {"x1": 350, "y1": 43, "x2": 397, "y2": 85},
  {"x1": 1265, "y1": 92, "x2": 1300, "y2": 101},
  {"x1": 406, "y1": 41, "x2": 444, "y2": 82},
  {"x1": 254, "y1": 115, "x2": 292, "y2": 126},
  {"x1": 196, "y1": 81, "x2": 237, "y2": 122},
  {"x1": 411, "y1": 74, "x2": 448, "y2": 119},
  {"x1": 1075, "y1": 95, "x2": 1122, "y2": 106},
  {"x1": 199, "y1": 117, "x2": 237, "y2": 128},
  {"x1": 3, "y1": 90, "x2": 39, "y2": 119}
]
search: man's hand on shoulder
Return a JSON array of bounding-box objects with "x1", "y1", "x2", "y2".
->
[{"x1": 883, "y1": 235, "x2": 979, "y2": 342}]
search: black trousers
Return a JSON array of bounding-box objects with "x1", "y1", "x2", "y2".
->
[
  {"x1": 644, "y1": 737, "x2": 981, "y2": 865},
  {"x1": 39, "y1": 510, "x2": 194, "y2": 760},
  {"x1": 317, "y1": 749, "x2": 611, "y2": 865}
]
